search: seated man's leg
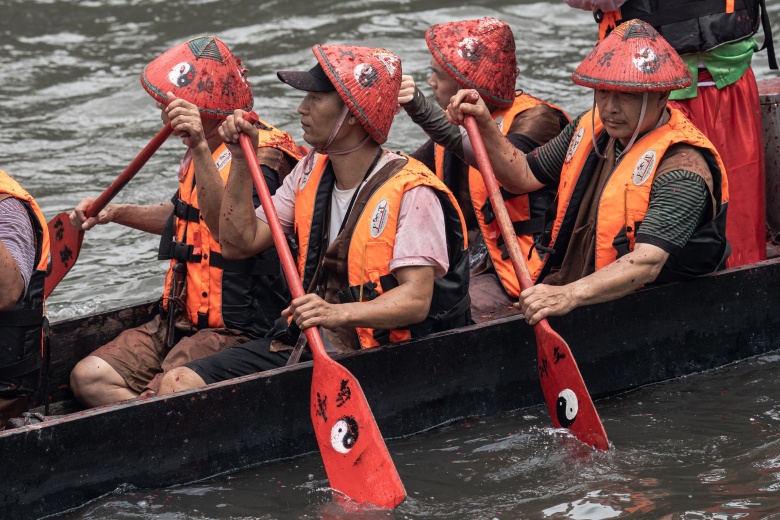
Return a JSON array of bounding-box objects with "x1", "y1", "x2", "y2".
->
[
  {"x1": 70, "y1": 315, "x2": 167, "y2": 407},
  {"x1": 469, "y1": 272, "x2": 516, "y2": 321},
  {"x1": 143, "y1": 328, "x2": 251, "y2": 395},
  {"x1": 70, "y1": 356, "x2": 135, "y2": 407},
  {"x1": 159, "y1": 338, "x2": 312, "y2": 394}
]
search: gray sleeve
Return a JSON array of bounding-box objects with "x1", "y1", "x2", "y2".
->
[
  {"x1": 0, "y1": 197, "x2": 36, "y2": 295},
  {"x1": 402, "y1": 87, "x2": 464, "y2": 155}
]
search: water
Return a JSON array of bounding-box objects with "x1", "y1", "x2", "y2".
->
[
  {"x1": 1, "y1": 0, "x2": 779, "y2": 518},
  {"x1": 57, "y1": 352, "x2": 780, "y2": 519}
]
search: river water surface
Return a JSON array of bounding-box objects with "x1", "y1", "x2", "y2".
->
[{"x1": 2, "y1": 0, "x2": 780, "y2": 518}]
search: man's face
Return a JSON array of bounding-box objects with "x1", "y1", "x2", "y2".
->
[
  {"x1": 297, "y1": 90, "x2": 345, "y2": 148},
  {"x1": 428, "y1": 58, "x2": 460, "y2": 111},
  {"x1": 594, "y1": 89, "x2": 667, "y2": 144}
]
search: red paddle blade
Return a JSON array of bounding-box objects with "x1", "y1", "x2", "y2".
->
[
  {"x1": 310, "y1": 355, "x2": 406, "y2": 509},
  {"x1": 44, "y1": 212, "x2": 84, "y2": 297},
  {"x1": 535, "y1": 321, "x2": 609, "y2": 450}
]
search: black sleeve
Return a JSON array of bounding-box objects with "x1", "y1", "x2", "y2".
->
[
  {"x1": 410, "y1": 139, "x2": 436, "y2": 172},
  {"x1": 506, "y1": 133, "x2": 542, "y2": 154},
  {"x1": 251, "y1": 164, "x2": 282, "y2": 208}
]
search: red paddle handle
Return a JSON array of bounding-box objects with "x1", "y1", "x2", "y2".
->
[
  {"x1": 239, "y1": 112, "x2": 328, "y2": 358},
  {"x1": 462, "y1": 115, "x2": 534, "y2": 293},
  {"x1": 85, "y1": 122, "x2": 174, "y2": 219}
]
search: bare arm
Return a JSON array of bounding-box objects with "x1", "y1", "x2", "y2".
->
[
  {"x1": 517, "y1": 242, "x2": 669, "y2": 324},
  {"x1": 446, "y1": 89, "x2": 545, "y2": 194},
  {"x1": 166, "y1": 96, "x2": 225, "y2": 240},
  {"x1": 218, "y1": 110, "x2": 274, "y2": 260},
  {"x1": 69, "y1": 198, "x2": 172, "y2": 235},
  {"x1": 191, "y1": 143, "x2": 223, "y2": 239},
  {"x1": 0, "y1": 240, "x2": 24, "y2": 311},
  {"x1": 284, "y1": 264, "x2": 436, "y2": 331}
]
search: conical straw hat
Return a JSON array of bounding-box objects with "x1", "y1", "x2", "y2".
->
[
  {"x1": 426, "y1": 17, "x2": 518, "y2": 108},
  {"x1": 141, "y1": 36, "x2": 253, "y2": 119},
  {"x1": 572, "y1": 19, "x2": 691, "y2": 92},
  {"x1": 313, "y1": 44, "x2": 402, "y2": 144}
]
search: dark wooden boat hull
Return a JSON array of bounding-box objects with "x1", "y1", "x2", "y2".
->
[{"x1": 1, "y1": 259, "x2": 779, "y2": 519}]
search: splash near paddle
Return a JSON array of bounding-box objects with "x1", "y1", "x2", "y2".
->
[
  {"x1": 44, "y1": 123, "x2": 173, "y2": 297},
  {"x1": 240, "y1": 112, "x2": 406, "y2": 508},
  {"x1": 462, "y1": 110, "x2": 609, "y2": 451}
]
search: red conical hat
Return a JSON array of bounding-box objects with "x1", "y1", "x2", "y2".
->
[
  {"x1": 572, "y1": 19, "x2": 691, "y2": 92},
  {"x1": 141, "y1": 36, "x2": 253, "y2": 119},
  {"x1": 313, "y1": 44, "x2": 402, "y2": 144},
  {"x1": 425, "y1": 18, "x2": 518, "y2": 108}
]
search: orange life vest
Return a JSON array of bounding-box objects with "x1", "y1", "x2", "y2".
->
[
  {"x1": 435, "y1": 93, "x2": 568, "y2": 295},
  {"x1": 295, "y1": 153, "x2": 471, "y2": 349},
  {"x1": 0, "y1": 170, "x2": 50, "y2": 388},
  {"x1": 542, "y1": 107, "x2": 729, "y2": 280},
  {"x1": 160, "y1": 120, "x2": 304, "y2": 336}
]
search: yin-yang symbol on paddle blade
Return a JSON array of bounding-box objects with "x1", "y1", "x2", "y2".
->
[
  {"x1": 556, "y1": 389, "x2": 578, "y2": 428},
  {"x1": 330, "y1": 416, "x2": 359, "y2": 454}
]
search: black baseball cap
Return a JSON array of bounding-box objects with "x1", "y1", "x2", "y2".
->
[{"x1": 277, "y1": 62, "x2": 335, "y2": 92}]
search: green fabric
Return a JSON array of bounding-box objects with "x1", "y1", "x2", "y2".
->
[{"x1": 669, "y1": 38, "x2": 758, "y2": 100}]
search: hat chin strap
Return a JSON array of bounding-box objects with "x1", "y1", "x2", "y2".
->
[
  {"x1": 302, "y1": 104, "x2": 371, "y2": 172},
  {"x1": 591, "y1": 92, "x2": 648, "y2": 162}
]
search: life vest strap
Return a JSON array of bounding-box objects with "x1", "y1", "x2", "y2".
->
[
  {"x1": 495, "y1": 217, "x2": 546, "y2": 260},
  {"x1": 0, "y1": 350, "x2": 42, "y2": 379},
  {"x1": 208, "y1": 252, "x2": 279, "y2": 276},
  {"x1": 339, "y1": 281, "x2": 382, "y2": 304},
  {"x1": 759, "y1": 0, "x2": 778, "y2": 69},
  {"x1": 0, "y1": 307, "x2": 43, "y2": 327},
  {"x1": 172, "y1": 198, "x2": 200, "y2": 223},
  {"x1": 161, "y1": 240, "x2": 279, "y2": 276},
  {"x1": 480, "y1": 192, "x2": 523, "y2": 226}
]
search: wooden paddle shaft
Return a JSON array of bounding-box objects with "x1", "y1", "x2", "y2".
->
[
  {"x1": 462, "y1": 116, "x2": 534, "y2": 293},
  {"x1": 238, "y1": 114, "x2": 328, "y2": 359},
  {"x1": 85, "y1": 122, "x2": 174, "y2": 219}
]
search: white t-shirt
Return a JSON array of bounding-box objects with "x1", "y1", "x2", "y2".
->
[
  {"x1": 256, "y1": 151, "x2": 451, "y2": 277},
  {"x1": 0, "y1": 197, "x2": 35, "y2": 296}
]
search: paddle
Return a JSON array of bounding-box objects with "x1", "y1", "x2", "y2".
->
[
  {"x1": 239, "y1": 112, "x2": 406, "y2": 508},
  {"x1": 461, "y1": 103, "x2": 609, "y2": 451},
  {"x1": 44, "y1": 123, "x2": 174, "y2": 297}
]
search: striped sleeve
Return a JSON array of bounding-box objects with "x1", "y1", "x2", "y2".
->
[
  {"x1": 0, "y1": 197, "x2": 36, "y2": 295},
  {"x1": 527, "y1": 112, "x2": 585, "y2": 187},
  {"x1": 635, "y1": 170, "x2": 710, "y2": 253}
]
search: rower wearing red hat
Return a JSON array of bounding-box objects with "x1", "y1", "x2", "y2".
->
[
  {"x1": 446, "y1": 19, "x2": 730, "y2": 326},
  {"x1": 399, "y1": 17, "x2": 570, "y2": 317},
  {"x1": 69, "y1": 36, "x2": 305, "y2": 407},
  {"x1": 566, "y1": 0, "x2": 775, "y2": 268},
  {"x1": 158, "y1": 44, "x2": 472, "y2": 394}
]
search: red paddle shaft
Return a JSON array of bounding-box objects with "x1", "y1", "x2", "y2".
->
[
  {"x1": 44, "y1": 122, "x2": 174, "y2": 297},
  {"x1": 237, "y1": 121, "x2": 327, "y2": 358},
  {"x1": 462, "y1": 101, "x2": 609, "y2": 450},
  {"x1": 239, "y1": 112, "x2": 406, "y2": 507},
  {"x1": 85, "y1": 122, "x2": 174, "y2": 218}
]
